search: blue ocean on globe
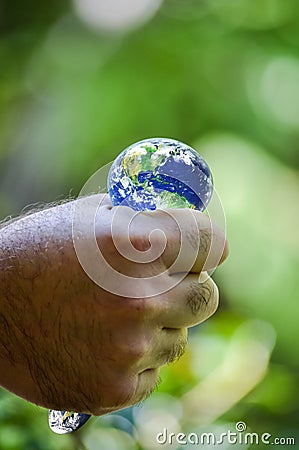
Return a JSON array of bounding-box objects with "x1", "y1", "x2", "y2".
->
[{"x1": 108, "y1": 138, "x2": 213, "y2": 212}]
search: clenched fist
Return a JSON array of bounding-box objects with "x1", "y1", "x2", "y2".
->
[{"x1": 0, "y1": 194, "x2": 228, "y2": 415}]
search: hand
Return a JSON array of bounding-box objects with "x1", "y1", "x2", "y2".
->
[{"x1": 0, "y1": 195, "x2": 228, "y2": 415}]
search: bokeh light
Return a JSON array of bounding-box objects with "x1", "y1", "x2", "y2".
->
[
  {"x1": 73, "y1": 0, "x2": 163, "y2": 32},
  {"x1": 261, "y1": 56, "x2": 299, "y2": 129}
]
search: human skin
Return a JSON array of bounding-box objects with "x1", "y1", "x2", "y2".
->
[{"x1": 0, "y1": 194, "x2": 228, "y2": 415}]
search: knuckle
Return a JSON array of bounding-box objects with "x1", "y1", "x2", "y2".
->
[
  {"x1": 126, "y1": 339, "x2": 150, "y2": 362},
  {"x1": 130, "y1": 222, "x2": 167, "y2": 253},
  {"x1": 112, "y1": 336, "x2": 148, "y2": 364},
  {"x1": 208, "y1": 280, "x2": 219, "y2": 315},
  {"x1": 157, "y1": 331, "x2": 188, "y2": 365},
  {"x1": 127, "y1": 296, "x2": 159, "y2": 321},
  {"x1": 186, "y1": 277, "x2": 218, "y2": 319},
  {"x1": 129, "y1": 232, "x2": 151, "y2": 252},
  {"x1": 199, "y1": 229, "x2": 211, "y2": 254}
]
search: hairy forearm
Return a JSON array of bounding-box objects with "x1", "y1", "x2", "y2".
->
[{"x1": 0, "y1": 201, "x2": 92, "y2": 410}]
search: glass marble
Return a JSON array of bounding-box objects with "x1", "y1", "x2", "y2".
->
[{"x1": 108, "y1": 138, "x2": 213, "y2": 212}]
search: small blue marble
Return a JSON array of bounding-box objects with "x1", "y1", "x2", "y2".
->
[{"x1": 108, "y1": 138, "x2": 213, "y2": 212}]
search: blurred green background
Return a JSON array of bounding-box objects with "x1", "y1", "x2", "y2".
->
[{"x1": 0, "y1": 0, "x2": 298, "y2": 449}]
